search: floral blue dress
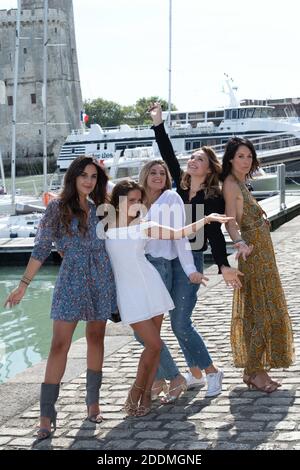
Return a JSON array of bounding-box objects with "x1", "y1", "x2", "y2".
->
[{"x1": 32, "y1": 199, "x2": 117, "y2": 322}]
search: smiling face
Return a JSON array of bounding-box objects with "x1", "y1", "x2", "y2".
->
[
  {"x1": 146, "y1": 164, "x2": 167, "y2": 192},
  {"x1": 75, "y1": 163, "x2": 98, "y2": 197},
  {"x1": 119, "y1": 189, "x2": 143, "y2": 219},
  {"x1": 187, "y1": 150, "x2": 211, "y2": 178},
  {"x1": 231, "y1": 145, "x2": 253, "y2": 177}
]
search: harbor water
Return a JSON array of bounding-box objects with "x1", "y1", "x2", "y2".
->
[{"x1": 0, "y1": 266, "x2": 85, "y2": 383}]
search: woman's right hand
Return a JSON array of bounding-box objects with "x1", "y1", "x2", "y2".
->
[
  {"x1": 148, "y1": 102, "x2": 163, "y2": 126},
  {"x1": 234, "y1": 241, "x2": 254, "y2": 261},
  {"x1": 4, "y1": 284, "x2": 27, "y2": 308}
]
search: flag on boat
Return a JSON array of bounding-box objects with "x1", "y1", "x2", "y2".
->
[{"x1": 80, "y1": 110, "x2": 89, "y2": 123}]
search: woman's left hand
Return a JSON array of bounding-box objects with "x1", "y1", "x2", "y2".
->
[
  {"x1": 221, "y1": 266, "x2": 244, "y2": 289},
  {"x1": 189, "y1": 272, "x2": 209, "y2": 286}
]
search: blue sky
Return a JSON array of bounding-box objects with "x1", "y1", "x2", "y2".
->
[{"x1": 1, "y1": 0, "x2": 300, "y2": 110}]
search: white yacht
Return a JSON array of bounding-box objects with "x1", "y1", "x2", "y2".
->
[{"x1": 57, "y1": 95, "x2": 300, "y2": 174}]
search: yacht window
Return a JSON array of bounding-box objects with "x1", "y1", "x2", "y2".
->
[
  {"x1": 185, "y1": 141, "x2": 191, "y2": 151},
  {"x1": 231, "y1": 110, "x2": 238, "y2": 119},
  {"x1": 104, "y1": 143, "x2": 107, "y2": 149},
  {"x1": 246, "y1": 108, "x2": 255, "y2": 118},
  {"x1": 238, "y1": 109, "x2": 246, "y2": 119},
  {"x1": 216, "y1": 111, "x2": 224, "y2": 118},
  {"x1": 97, "y1": 144, "x2": 100, "y2": 150},
  {"x1": 192, "y1": 141, "x2": 200, "y2": 149},
  {"x1": 72, "y1": 148, "x2": 75, "y2": 154},
  {"x1": 225, "y1": 110, "x2": 231, "y2": 119},
  {"x1": 188, "y1": 112, "x2": 205, "y2": 120}
]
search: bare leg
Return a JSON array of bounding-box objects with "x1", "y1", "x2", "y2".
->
[
  {"x1": 40, "y1": 320, "x2": 77, "y2": 432},
  {"x1": 85, "y1": 320, "x2": 106, "y2": 418},
  {"x1": 129, "y1": 315, "x2": 163, "y2": 414}
]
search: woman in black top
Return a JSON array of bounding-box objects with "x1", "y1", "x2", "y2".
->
[{"x1": 149, "y1": 103, "x2": 243, "y2": 401}]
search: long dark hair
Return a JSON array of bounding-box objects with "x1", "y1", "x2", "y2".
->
[
  {"x1": 59, "y1": 155, "x2": 108, "y2": 235},
  {"x1": 220, "y1": 137, "x2": 259, "y2": 182}
]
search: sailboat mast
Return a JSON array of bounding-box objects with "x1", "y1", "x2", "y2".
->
[
  {"x1": 167, "y1": 0, "x2": 172, "y2": 128},
  {"x1": 42, "y1": 0, "x2": 48, "y2": 193},
  {"x1": 11, "y1": 0, "x2": 22, "y2": 206}
]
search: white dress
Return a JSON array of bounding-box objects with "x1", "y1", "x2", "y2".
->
[{"x1": 105, "y1": 221, "x2": 175, "y2": 325}]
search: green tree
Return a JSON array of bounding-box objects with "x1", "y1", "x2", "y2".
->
[
  {"x1": 133, "y1": 97, "x2": 176, "y2": 125},
  {"x1": 83, "y1": 96, "x2": 177, "y2": 128},
  {"x1": 84, "y1": 98, "x2": 126, "y2": 128}
]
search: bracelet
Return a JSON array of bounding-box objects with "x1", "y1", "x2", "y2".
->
[
  {"x1": 22, "y1": 275, "x2": 32, "y2": 282},
  {"x1": 233, "y1": 239, "x2": 246, "y2": 245},
  {"x1": 20, "y1": 279, "x2": 30, "y2": 286}
]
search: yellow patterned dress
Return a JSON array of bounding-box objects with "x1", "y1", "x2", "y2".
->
[{"x1": 231, "y1": 179, "x2": 294, "y2": 375}]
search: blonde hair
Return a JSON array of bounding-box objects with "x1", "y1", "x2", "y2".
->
[
  {"x1": 139, "y1": 160, "x2": 172, "y2": 195},
  {"x1": 181, "y1": 146, "x2": 222, "y2": 198}
]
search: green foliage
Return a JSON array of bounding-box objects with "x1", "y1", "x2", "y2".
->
[{"x1": 83, "y1": 97, "x2": 176, "y2": 128}]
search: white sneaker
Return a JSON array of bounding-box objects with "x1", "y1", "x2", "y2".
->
[
  {"x1": 183, "y1": 371, "x2": 206, "y2": 390},
  {"x1": 205, "y1": 369, "x2": 224, "y2": 397}
]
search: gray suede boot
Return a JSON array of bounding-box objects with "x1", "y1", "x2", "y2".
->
[
  {"x1": 38, "y1": 382, "x2": 60, "y2": 441},
  {"x1": 86, "y1": 369, "x2": 103, "y2": 423}
]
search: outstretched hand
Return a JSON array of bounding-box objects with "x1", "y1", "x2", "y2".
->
[
  {"x1": 221, "y1": 267, "x2": 244, "y2": 289},
  {"x1": 206, "y1": 213, "x2": 234, "y2": 224},
  {"x1": 148, "y1": 102, "x2": 163, "y2": 126}
]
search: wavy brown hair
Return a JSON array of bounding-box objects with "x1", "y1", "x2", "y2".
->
[
  {"x1": 59, "y1": 155, "x2": 108, "y2": 235},
  {"x1": 181, "y1": 146, "x2": 222, "y2": 198},
  {"x1": 139, "y1": 160, "x2": 172, "y2": 195}
]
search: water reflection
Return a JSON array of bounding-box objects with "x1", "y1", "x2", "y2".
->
[{"x1": 0, "y1": 267, "x2": 84, "y2": 383}]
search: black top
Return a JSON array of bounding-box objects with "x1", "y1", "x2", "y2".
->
[{"x1": 153, "y1": 123, "x2": 230, "y2": 271}]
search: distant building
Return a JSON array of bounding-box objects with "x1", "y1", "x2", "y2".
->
[{"x1": 0, "y1": 0, "x2": 82, "y2": 162}]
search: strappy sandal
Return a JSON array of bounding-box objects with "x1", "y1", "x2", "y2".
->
[
  {"x1": 136, "y1": 390, "x2": 152, "y2": 417},
  {"x1": 160, "y1": 381, "x2": 187, "y2": 404},
  {"x1": 123, "y1": 383, "x2": 144, "y2": 416},
  {"x1": 151, "y1": 379, "x2": 168, "y2": 401},
  {"x1": 243, "y1": 374, "x2": 279, "y2": 393}
]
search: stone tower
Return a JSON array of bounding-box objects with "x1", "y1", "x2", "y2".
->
[{"x1": 0, "y1": 0, "x2": 82, "y2": 163}]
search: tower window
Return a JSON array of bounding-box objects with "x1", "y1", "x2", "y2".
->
[
  {"x1": 24, "y1": 48, "x2": 27, "y2": 54},
  {"x1": 8, "y1": 96, "x2": 13, "y2": 106},
  {"x1": 54, "y1": 27, "x2": 57, "y2": 33},
  {"x1": 38, "y1": 129, "x2": 42, "y2": 135},
  {"x1": 31, "y1": 93, "x2": 37, "y2": 104}
]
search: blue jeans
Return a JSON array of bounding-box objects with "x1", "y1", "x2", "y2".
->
[
  {"x1": 134, "y1": 255, "x2": 180, "y2": 381},
  {"x1": 170, "y1": 252, "x2": 212, "y2": 370}
]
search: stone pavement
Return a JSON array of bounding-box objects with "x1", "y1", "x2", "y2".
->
[{"x1": 0, "y1": 216, "x2": 299, "y2": 451}]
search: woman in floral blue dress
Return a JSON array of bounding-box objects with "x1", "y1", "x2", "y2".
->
[{"x1": 5, "y1": 156, "x2": 117, "y2": 440}]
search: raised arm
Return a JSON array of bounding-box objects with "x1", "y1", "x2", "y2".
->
[{"x1": 149, "y1": 103, "x2": 182, "y2": 188}]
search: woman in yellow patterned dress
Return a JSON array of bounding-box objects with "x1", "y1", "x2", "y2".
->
[{"x1": 221, "y1": 137, "x2": 294, "y2": 392}]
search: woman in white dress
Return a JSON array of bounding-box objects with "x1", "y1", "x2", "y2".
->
[{"x1": 100, "y1": 180, "x2": 233, "y2": 417}]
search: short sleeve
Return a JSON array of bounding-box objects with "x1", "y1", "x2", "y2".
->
[{"x1": 31, "y1": 199, "x2": 60, "y2": 263}]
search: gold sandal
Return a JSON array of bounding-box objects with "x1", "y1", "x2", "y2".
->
[{"x1": 123, "y1": 383, "x2": 144, "y2": 416}]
